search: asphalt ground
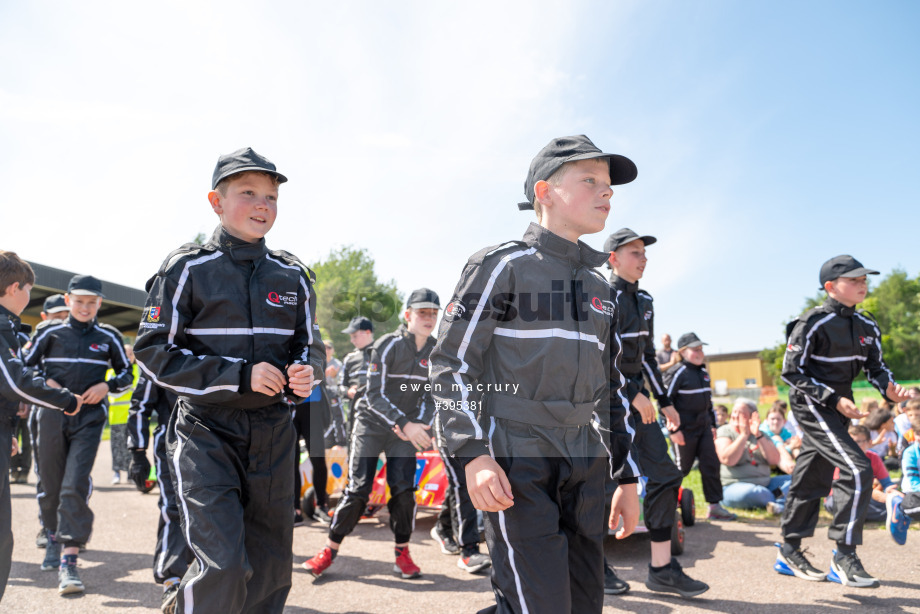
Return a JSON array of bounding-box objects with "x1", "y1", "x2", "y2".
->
[{"x1": 4, "y1": 443, "x2": 920, "y2": 613}]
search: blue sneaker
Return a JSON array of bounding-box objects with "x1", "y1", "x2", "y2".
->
[
  {"x1": 828, "y1": 549, "x2": 879, "y2": 588},
  {"x1": 773, "y1": 543, "x2": 826, "y2": 581},
  {"x1": 887, "y1": 491, "x2": 910, "y2": 546}
]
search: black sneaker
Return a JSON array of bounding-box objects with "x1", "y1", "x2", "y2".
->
[
  {"x1": 41, "y1": 537, "x2": 60, "y2": 571},
  {"x1": 457, "y1": 551, "x2": 491, "y2": 573},
  {"x1": 161, "y1": 582, "x2": 179, "y2": 613},
  {"x1": 829, "y1": 550, "x2": 880, "y2": 588},
  {"x1": 604, "y1": 563, "x2": 630, "y2": 595},
  {"x1": 36, "y1": 528, "x2": 48, "y2": 549},
  {"x1": 645, "y1": 558, "x2": 709, "y2": 598},
  {"x1": 293, "y1": 510, "x2": 305, "y2": 528},
  {"x1": 773, "y1": 543, "x2": 826, "y2": 581},
  {"x1": 430, "y1": 525, "x2": 460, "y2": 555},
  {"x1": 58, "y1": 563, "x2": 84, "y2": 595}
]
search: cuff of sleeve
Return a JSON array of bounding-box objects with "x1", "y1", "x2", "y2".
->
[
  {"x1": 240, "y1": 364, "x2": 254, "y2": 394},
  {"x1": 107, "y1": 379, "x2": 118, "y2": 392},
  {"x1": 63, "y1": 395, "x2": 77, "y2": 414},
  {"x1": 395, "y1": 416, "x2": 410, "y2": 429},
  {"x1": 619, "y1": 476, "x2": 640, "y2": 485},
  {"x1": 657, "y1": 395, "x2": 672, "y2": 408},
  {"x1": 827, "y1": 393, "x2": 840, "y2": 409},
  {"x1": 457, "y1": 441, "x2": 491, "y2": 468}
]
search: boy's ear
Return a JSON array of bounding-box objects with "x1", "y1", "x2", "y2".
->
[
  {"x1": 208, "y1": 190, "x2": 223, "y2": 214},
  {"x1": 608, "y1": 251, "x2": 617, "y2": 269},
  {"x1": 64, "y1": 293, "x2": 72, "y2": 306},
  {"x1": 533, "y1": 180, "x2": 552, "y2": 207}
]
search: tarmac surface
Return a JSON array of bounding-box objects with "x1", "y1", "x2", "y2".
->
[{"x1": 4, "y1": 442, "x2": 920, "y2": 613}]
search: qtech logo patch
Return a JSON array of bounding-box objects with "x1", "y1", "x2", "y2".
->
[
  {"x1": 589, "y1": 297, "x2": 616, "y2": 318},
  {"x1": 266, "y1": 291, "x2": 298, "y2": 308},
  {"x1": 89, "y1": 343, "x2": 109, "y2": 353}
]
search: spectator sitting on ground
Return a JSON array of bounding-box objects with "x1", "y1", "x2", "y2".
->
[
  {"x1": 715, "y1": 398, "x2": 791, "y2": 515},
  {"x1": 760, "y1": 404, "x2": 798, "y2": 472},
  {"x1": 825, "y1": 424, "x2": 897, "y2": 522},
  {"x1": 713, "y1": 404, "x2": 729, "y2": 428},
  {"x1": 864, "y1": 406, "x2": 899, "y2": 471},
  {"x1": 893, "y1": 389, "x2": 920, "y2": 443},
  {"x1": 895, "y1": 399, "x2": 920, "y2": 458}
]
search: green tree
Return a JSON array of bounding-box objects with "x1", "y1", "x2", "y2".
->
[
  {"x1": 762, "y1": 269, "x2": 920, "y2": 383},
  {"x1": 309, "y1": 246, "x2": 403, "y2": 357}
]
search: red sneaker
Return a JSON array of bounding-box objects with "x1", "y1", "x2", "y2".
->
[
  {"x1": 394, "y1": 547, "x2": 421, "y2": 579},
  {"x1": 303, "y1": 547, "x2": 335, "y2": 578}
]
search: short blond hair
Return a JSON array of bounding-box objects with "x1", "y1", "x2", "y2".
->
[
  {"x1": 531, "y1": 163, "x2": 572, "y2": 222},
  {"x1": 0, "y1": 251, "x2": 35, "y2": 296}
]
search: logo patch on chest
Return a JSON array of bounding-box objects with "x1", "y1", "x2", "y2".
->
[
  {"x1": 859, "y1": 335, "x2": 874, "y2": 346},
  {"x1": 89, "y1": 343, "x2": 109, "y2": 353},
  {"x1": 266, "y1": 291, "x2": 298, "y2": 308},
  {"x1": 589, "y1": 296, "x2": 616, "y2": 317},
  {"x1": 144, "y1": 306, "x2": 161, "y2": 323}
]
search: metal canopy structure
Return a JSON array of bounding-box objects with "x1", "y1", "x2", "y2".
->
[{"x1": 24, "y1": 261, "x2": 146, "y2": 335}]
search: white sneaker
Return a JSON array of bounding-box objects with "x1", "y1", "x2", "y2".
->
[{"x1": 112, "y1": 472, "x2": 121, "y2": 485}]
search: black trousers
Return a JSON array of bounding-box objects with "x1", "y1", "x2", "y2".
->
[
  {"x1": 781, "y1": 392, "x2": 872, "y2": 547},
  {"x1": 902, "y1": 492, "x2": 920, "y2": 521},
  {"x1": 292, "y1": 402, "x2": 328, "y2": 509},
  {"x1": 35, "y1": 404, "x2": 106, "y2": 546},
  {"x1": 436, "y1": 447, "x2": 480, "y2": 549},
  {"x1": 168, "y1": 399, "x2": 295, "y2": 614},
  {"x1": 328, "y1": 415, "x2": 417, "y2": 544},
  {"x1": 153, "y1": 425, "x2": 193, "y2": 584},
  {"x1": 674, "y1": 426, "x2": 723, "y2": 504},
  {"x1": 0, "y1": 420, "x2": 12, "y2": 604},
  {"x1": 480, "y1": 418, "x2": 606, "y2": 614}
]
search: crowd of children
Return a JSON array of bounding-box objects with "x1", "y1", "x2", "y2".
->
[{"x1": 0, "y1": 138, "x2": 916, "y2": 614}]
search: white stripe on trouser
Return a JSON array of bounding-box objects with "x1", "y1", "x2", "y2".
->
[
  {"x1": 441, "y1": 449, "x2": 465, "y2": 544},
  {"x1": 805, "y1": 398, "x2": 861, "y2": 544},
  {"x1": 488, "y1": 417, "x2": 529, "y2": 614},
  {"x1": 170, "y1": 417, "x2": 204, "y2": 614},
  {"x1": 154, "y1": 429, "x2": 171, "y2": 580}
]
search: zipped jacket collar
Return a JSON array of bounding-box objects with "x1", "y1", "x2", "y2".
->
[
  {"x1": 209, "y1": 225, "x2": 268, "y2": 262},
  {"x1": 610, "y1": 274, "x2": 639, "y2": 294},
  {"x1": 522, "y1": 223, "x2": 608, "y2": 268},
  {"x1": 824, "y1": 297, "x2": 855, "y2": 318}
]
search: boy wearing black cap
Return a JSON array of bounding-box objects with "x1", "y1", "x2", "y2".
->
[
  {"x1": 665, "y1": 333, "x2": 732, "y2": 521},
  {"x1": 134, "y1": 147, "x2": 324, "y2": 613},
  {"x1": 604, "y1": 229, "x2": 710, "y2": 597},
  {"x1": 429, "y1": 135, "x2": 640, "y2": 614},
  {"x1": 0, "y1": 252, "x2": 83, "y2": 604},
  {"x1": 338, "y1": 315, "x2": 375, "y2": 442},
  {"x1": 23, "y1": 273, "x2": 133, "y2": 595},
  {"x1": 304, "y1": 289, "x2": 440, "y2": 579},
  {"x1": 776, "y1": 255, "x2": 909, "y2": 588}
]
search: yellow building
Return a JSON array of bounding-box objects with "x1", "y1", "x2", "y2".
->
[{"x1": 706, "y1": 351, "x2": 773, "y2": 400}]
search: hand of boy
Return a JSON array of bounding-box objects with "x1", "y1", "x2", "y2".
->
[
  {"x1": 465, "y1": 455, "x2": 514, "y2": 512},
  {"x1": 82, "y1": 382, "x2": 110, "y2": 405},
  {"x1": 660, "y1": 404, "x2": 681, "y2": 430},
  {"x1": 46, "y1": 378, "x2": 61, "y2": 389},
  {"x1": 836, "y1": 397, "x2": 864, "y2": 420},
  {"x1": 64, "y1": 394, "x2": 84, "y2": 417},
  {"x1": 670, "y1": 430, "x2": 685, "y2": 446},
  {"x1": 11, "y1": 436, "x2": 19, "y2": 457},
  {"x1": 252, "y1": 362, "x2": 287, "y2": 396},
  {"x1": 887, "y1": 382, "x2": 910, "y2": 404},
  {"x1": 402, "y1": 422, "x2": 432, "y2": 450},
  {"x1": 632, "y1": 393, "x2": 656, "y2": 424},
  {"x1": 610, "y1": 483, "x2": 639, "y2": 539},
  {"x1": 286, "y1": 364, "x2": 314, "y2": 397}
]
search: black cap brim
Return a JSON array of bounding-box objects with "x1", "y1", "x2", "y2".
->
[{"x1": 839, "y1": 267, "x2": 880, "y2": 278}]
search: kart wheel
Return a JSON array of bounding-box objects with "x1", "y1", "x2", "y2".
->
[
  {"x1": 301, "y1": 486, "x2": 316, "y2": 518},
  {"x1": 671, "y1": 511, "x2": 685, "y2": 555},
  {"x1": 680, "y1": 487, "x2": 696, "y2": 527}
]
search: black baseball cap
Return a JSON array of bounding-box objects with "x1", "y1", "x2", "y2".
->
[
  {"x1": 212, "y1": 147, "x2": 288, "y2": 190},
  {"x1": 677, "y1": 332, "x2": 707, "y2": 350},
  {"x1": 341, "y1": 316, "x2": 374, "y2": 334},
  {"x1": 43, "y1": 294, "x2": 68, "y2": 314},
  {"x1": 604, "y1": 228, "x2": 657, "y2": 253},
  {"x1": 67, "y1": 275, "x2": 104, "y2": 298},
  {"x1": 518, "y1": 135, "x2": 637, "y2": 210},
  {"x1": 819, "y1": 255, "x2": 879, "y2": 287},
  {"x1": 406, "y1": 288, "x2": 440, "y2": 310}
]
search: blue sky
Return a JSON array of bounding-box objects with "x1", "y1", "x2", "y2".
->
[{"x1": 1, "y1": 1, "x2": 917, "y2": 354}]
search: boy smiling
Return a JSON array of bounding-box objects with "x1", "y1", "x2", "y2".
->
[{"x1": 135, "y1": 147, "x2": 324, "y2": 613}]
